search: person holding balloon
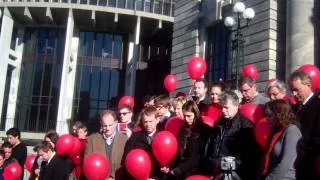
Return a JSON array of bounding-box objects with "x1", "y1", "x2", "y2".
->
[
  {"x1": 288, "y1": 70, "x2": 320, "y2": 179},
  {"x1": 160, "y1": 100, "x2": 203, "y2": 179},
  {"x1": 260, "y1": 99, "x2": 301, "y2": 180},
  {"x1": 202, "y1": 91, "x2": 261, "y2": 180},
  {"x1": 122, "y1": 106, "x2": 163, "y2": 179},
  {"x1": 239, "y1": 76, "x2": 269, "y2": 105},
  {"x1": 203, "y1": 81, "x2": 227, "y2": 123},
  {"x1": 85, "y1": 110, "x2": 127, "y2": 180}
]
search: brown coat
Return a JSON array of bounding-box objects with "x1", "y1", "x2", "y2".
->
[{"x1": 85, "y1": 132, "x2": 127, "y2": 178}]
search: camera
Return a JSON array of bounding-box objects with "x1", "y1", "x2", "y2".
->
[{"x1": 220, "y1": 156, "x2": 236, "y2": 171}]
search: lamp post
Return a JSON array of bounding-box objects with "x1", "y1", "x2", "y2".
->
[{"x1": 224, "y1": 2, "x2": 255, "y2": 88}]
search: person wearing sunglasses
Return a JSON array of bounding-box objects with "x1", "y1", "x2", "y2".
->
[{"x1": 118, "y1": 105, "x2": 134, "y2": 137}]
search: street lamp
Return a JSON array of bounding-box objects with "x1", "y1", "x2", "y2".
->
[{"x1": 224, "y1": 2, "x2": 255, "y2": 88}]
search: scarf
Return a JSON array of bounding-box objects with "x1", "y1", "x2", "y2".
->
[{"x1": 261, "y1": 128, "x2": 285, "y2": 176}]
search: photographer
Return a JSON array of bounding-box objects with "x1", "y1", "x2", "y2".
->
[{"x1": 202, "y1": 91, "x2": 261, "y2": 180}]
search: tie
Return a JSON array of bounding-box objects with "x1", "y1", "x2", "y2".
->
[{"x1": 146, "y1": 135, "x2": 152, "y2": 145}]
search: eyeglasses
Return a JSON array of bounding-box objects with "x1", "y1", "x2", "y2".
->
[{"x1": 119, "y1": 112, "x2": 131, "y2": 116}]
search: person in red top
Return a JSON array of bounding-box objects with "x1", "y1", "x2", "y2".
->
[
  {"x1": 72, "y1": 124, "x2": 88, "y2": 180},
  {"x1": 266, "y1": 79, "x2": 296, "y2": 105},
  {"x1": 203, "y1": 81, "x2": 227, "y2": 122}
]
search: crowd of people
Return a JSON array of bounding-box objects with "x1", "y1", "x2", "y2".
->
[{"x1": 1, "y1": 70, "x2": 320, "y2": 180}]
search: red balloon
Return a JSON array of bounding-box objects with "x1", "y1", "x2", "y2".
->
[
  {"x1": 298, "y1": 64, "x2": 320, "y2": 91},
  {"x1": 201, "y1": 115, "x2": 217, "y2": 128},
  {"x1": 241, "y1": 64, "x2": 259, "y2": 80},
  {"x1": 69, "y1": 137, "x2": 82, "y2": 157},
  {"x1": 118, "y1": 96, "x2": 135, "y2": 109},
  {"x1": 254, "y1": 118, "x2": 272, "y2": 149},
  {"x1": 83, "y1": 153, "x2": 110, "y2": 180},
  {"x1": 25, "y1": 154, "x2": 36, "y2": 173},
  {"x1": 56, "y1": 134, "x2": 75, "y2": 156},
  {"x1": 239, "y1": 103, "x2": 265, "y2": 124},
  {"x1": 3, "y1": 162, "x2": 22, "y2": 180},
  {"x1": 165, "y1": 116, "x2": 184, "y2": 136},
  {"x1": 152, "y1": 131, "x2": 178, "y2": 166},
  {"x1": 187, "y1": 57, "x2": 207, "y2": 80},
  {"x1": 186, "y1": 175, "x2": 211, "y2": 180},
  {"x1": 125, "y1": 149, "x2": 152, "y2": 180},
  {"x1": 164, "y1": 74, "x2": 178, "y2": 92}
]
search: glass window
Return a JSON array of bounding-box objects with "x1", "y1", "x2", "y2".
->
[
  {"x1": 14, "y1": 27, "x2": 65, "y2": 132},
  {"x1": 136, "y1": 0, "x2": 143, "y2": 11},
  {"x1": 126, "y1": 0, "x2": 134, "y2": 9},
  {"x1": 117, "y1": 0, "x2": 125, "y2": 8},
  {"x1": 207, "y1": 23, "x2": 231, "y2": 83},
  {"x1": 74, "y1": 32, "x2": 124, "y2": 123}
]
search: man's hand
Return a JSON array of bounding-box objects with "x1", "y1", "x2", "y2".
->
[{"x1": 160, "y1": 166, "x2": 170, "y2": 174}]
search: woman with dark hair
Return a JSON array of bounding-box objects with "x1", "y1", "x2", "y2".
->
[
  {"x1": 261, "y1": 99, "x2": 301, "y2": 180},
  {"x1": 160, "y1": 100, "x2": 202, "y2": 179}
]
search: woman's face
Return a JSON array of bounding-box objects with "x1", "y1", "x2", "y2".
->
[
  {"x1": 183, "y1": 110, "x2": 195, "y2": 126},
  {"x1": 210, "y1": 87, "x2": 222, "y2": 103},
  {"x1": 174, "y1": 103, "x2": 184, "y2": 119},
  {"x1": 268, "y1": 87, "x2": 286, "y2": 100}
]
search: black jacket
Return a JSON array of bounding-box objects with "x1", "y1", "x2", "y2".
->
[
  {"x1": 295, "y1": 92, "x2": 320, "y2": 180},
  {"x1": 202, "y1": 113, "x2": 261, "y2": 180},
  {"x1": 192, "y1": 95, "x2": 212, "y2": 113},
  {"x1": 38, "y1": 154, "x2": 73, "y2": 180},
  {"x1": 165, "y1": 126, "x2": 202, "y2": 180},
  {"x1": 122, "y1": 130, "x2": 164, "y2": 179}
]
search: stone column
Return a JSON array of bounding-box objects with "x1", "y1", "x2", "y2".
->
[
  {"x1": 0, "y1": 8, "x2": 14, "y2": 127},
  {"x1": 5, "y1": 27, "x2": 25, "y2": 131},
  {"x1": 286, "y1": 0, "x2": 315, "y2": 78},
  {"x1": 125, "y1": 16, "x2": 140, "y2": 96},
  {"x1": 56, "y1": 9, "x2": 79, "y2": 134}
]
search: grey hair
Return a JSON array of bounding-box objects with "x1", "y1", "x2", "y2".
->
[
  {"x1": 219, "y1": 90, "x2": 240, "y2": 106},
  {"x1": 266, "y1": 80, "x2": 288, "y2": 94}
]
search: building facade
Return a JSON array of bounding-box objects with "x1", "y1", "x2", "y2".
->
[
  {"x1": 171, "y1": 0, "x2": 319, "y2": 92},
  {"x1": 0, "y1": 0, "x2": 174, "y2": 135}
]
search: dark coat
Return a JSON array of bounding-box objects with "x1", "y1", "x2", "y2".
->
[
  {"x1": 122, "y1": 130, "x2": 164, "y2": 179},
  {"x1": 38, "y1": 154, "x2": 73, "y2": 180},
  {"x1": 295, "y1": 92, "x2": 320, "y2": 180},
  {"x1": 165, "y1": 125, "x2": 202, "y2": 180},
  {"x1": 202, "y1": 113, "x2": 261, "y2": 180},
  {"x1": 193, "y1": 95, "x2": 212, "y2": 114}
]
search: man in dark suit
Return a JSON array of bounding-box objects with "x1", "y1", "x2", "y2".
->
[
  {"x1": 192, "y1": 78, "x2": 212, "y2": 113},
  {"x1": 38, "y1": 141, "x2": 72, "y2": 180},
  {"x1": 122, "y1": 106, "x2": 163, "y2": 179},
  {"x1": 85, "y1": 109, "x2": 127, "y2": 180},
  {"x1": 288, "y1": 71, "x2": 320, "y2": 180}
]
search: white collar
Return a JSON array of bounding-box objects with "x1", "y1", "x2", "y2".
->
[
  {"x1": 103, "y1": 132, "x2": 116, "y2": 140},
  {"x1": 147, "y1": 130, "x2": 157, "y2": 137},
  {"x1": 47, "y1": 152, "x2": 56, "y2": 164},
  {"x1": 303, "y1": 92, "x2": 314, "y2": 105}
]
